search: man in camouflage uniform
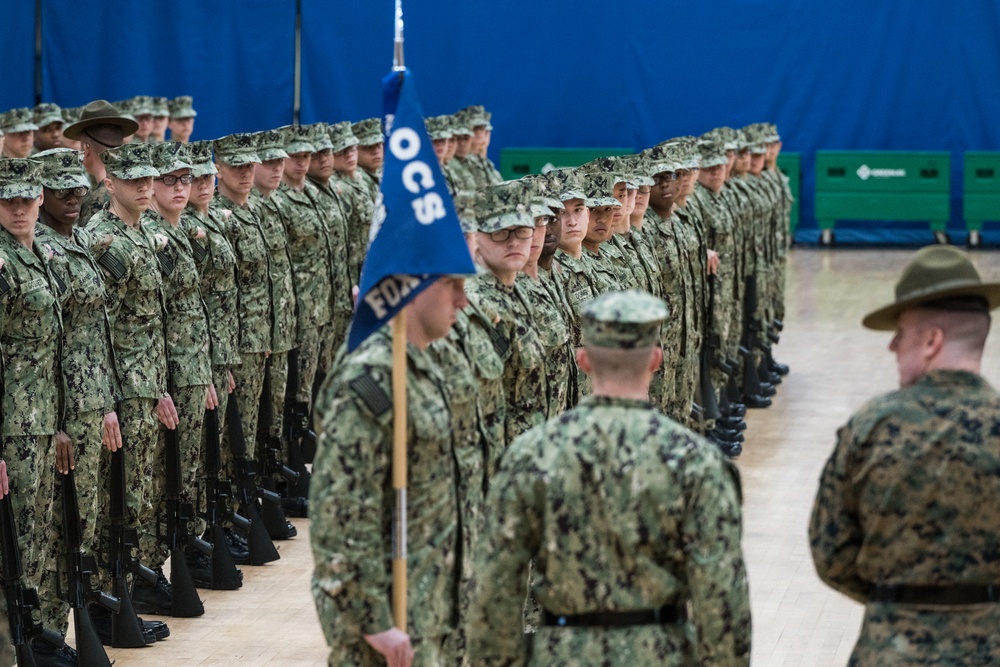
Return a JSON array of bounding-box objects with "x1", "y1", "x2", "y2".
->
[
  {"x1": 579, "y1": 173, "x2": 626, "y2": 293},
  {"x1": 469, "y1": 290, "x2": 751, "y2": 667},
  {"x1": 460, "y1": 105, "x2": 502, "y2": 188},
  {"x1": 426, "y1": 116, "x2": 457, "y2": 193},
  {"x1": 466, "y1": 183, "x2": 549, "y2": 445},
  {"x1": 62, "y1": 100, "x2": 139, "y2": 226},
  {"x1": 310, "y1": 276, "x2": 469, "y2": 667},
  {"x1": 329, "y1": 121, "x2": 375, "y2": 288},
  {"x1": 352, "y1": 117, "x2": 384, "y2": 202},
  {"x1": 442, "y1": 115, "x2": 477, "y2": 199},
  {"x1": 0, "y1": 158, "x2": 86, "y2": 664},
  {"x1": 0, "y1": 108, "x2": 38, "y2": 159},
  {"x1": 33, "y1": 148, "x2": 123, "y2": 636},
  {"x1": 150, "y1": 97, "x2": 170, "y2": 144},
  {"x1": 810, "y1": 245, "x2": 1000, "y2": 666},
  {"x1": 126, "y1": 96, "x2": 155, "y2": 145},
  {"x1": 32, "y1": 104, "x2": 65, "y2": 153},
  {"x1": 167, "y1": 96, "x2": 197, "y2": 143}
]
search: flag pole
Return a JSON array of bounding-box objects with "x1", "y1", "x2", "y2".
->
[{"x1": 390, "y1": 0, "x2": 408, "y2": 634}]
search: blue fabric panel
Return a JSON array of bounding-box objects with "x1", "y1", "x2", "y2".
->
[
  {"x1": 0, "y1": 2, "x2": 36, "y2": 110},
  {"x1": 39, "y1": 0, "x2": 295, "y2": 141}
]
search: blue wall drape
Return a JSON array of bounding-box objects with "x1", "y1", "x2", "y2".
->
[{"x1": 5, "y1": 1, "x2": 1000, "y2": 241}]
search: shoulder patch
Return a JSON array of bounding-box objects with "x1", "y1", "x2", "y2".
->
[
  {"x1": 156, "y1": 248, "x2": 175, "y2": 276},
  {"x1": 190, "y1": 239, "x2": 208, "y2": 263},
  {"x1": 349, "y1": 374, "x2": 392, "y2": 417},
  {"x1": 487, "y1": 324, "x2": 510, "y2": 357},
  {"x1": 97, "y1": 249, "x2": 127, "y2": 281}
]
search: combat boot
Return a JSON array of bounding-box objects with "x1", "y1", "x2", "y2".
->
[
  {"x1": 132, "y1": 569, "x2": 172, "y2": 616},
  {"x1": 30, "y1": 638, "x2": 77, "y2": 667}
]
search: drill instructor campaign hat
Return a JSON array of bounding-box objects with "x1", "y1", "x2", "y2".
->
[
  {"x1": 63, "y1": 100, "x2": 139, "y2": 143},
  {"x1": 862, "y1": 245, "x2": 1000, "y2": 330}
]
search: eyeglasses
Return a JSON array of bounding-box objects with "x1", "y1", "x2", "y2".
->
[
  {"x1": 488, "y1": 227, "x2": 534, "y2": 242},
  {"x1": 156, "y1": 174, "x2": 194, "y2": 186},
  {"x1": 638, "y1": 186, "x2": 652, "y2": 194},
  {"x1": 51, "y1": 186, "x2": 89, "y2": 199},
  {"x1": 654, "y1": 173, "x2": 678, "y2": 183}
]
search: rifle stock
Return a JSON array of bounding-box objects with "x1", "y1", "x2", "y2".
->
[
  {"x1": 202, "y1": 406, "x2": 245, "y2": 589},
  {"x1": 258, "y1": 361, "x2": 295, "y2": 540},
  {"x1": 162, "y1": 425, "x2": 207, "y2": 616},
  {"x1": 284, "y1": 348, "x2": 313, "y2": 500},
  {"x1": 226, "y1": 395, "x2": 280, "y2": 565}
]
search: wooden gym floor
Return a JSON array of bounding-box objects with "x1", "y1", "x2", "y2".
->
[{"x1": 85, "y1": 247, "x2": 1000, "y2": 666}]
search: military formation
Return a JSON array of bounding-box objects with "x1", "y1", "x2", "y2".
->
[{"x1": 1, "y1": 93, "x2": 792, "y2": 667}]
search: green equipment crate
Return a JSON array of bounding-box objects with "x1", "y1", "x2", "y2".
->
[
  {"x1": 499, "y1": 147, "x2": 633, "y2": 180},
  {"x1": 776, "y1": 152, "x2": 800, "y2": 234},
  {"x1": 814, "y1": 151, "x2": 950, "y2": 245},
  {"x1": 963, "y1": 152, "x2": 1000, "y2": 247}
]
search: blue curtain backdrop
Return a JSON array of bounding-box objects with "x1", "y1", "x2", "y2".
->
[
  {"x1": 8, "y1": 1, "x2": 1000, "y2": 242},
  {"x1": 0, "y1": 1, "x2": 36, "y2": 111},
  {"x1": 39, "y1": 0, "x2": 295, "y2": 140}
]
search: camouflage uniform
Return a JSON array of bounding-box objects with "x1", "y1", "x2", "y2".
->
[
  {"x1": 310, "y1": 329, "x2": 460, "y2": 667},
  {"x1": 552, "y1": 250, "x2": 600, "y2": 399},
  {"x1": 329, "y1": 121, "x2": 374, "y2": 289},
  {"x1": 469, "y1": 291, "x2": 751, "y2": 667},
  {"x1": 80, "y1": 173, "x2": 109, "y2": 227},
  {"x1": 517, "y1": 273, "x2": 574, "y2": 417},
  {"x1": 306, "y1": 172, "x2": 354, "y2": 357},
  {"x1": 352, "y1": 117, "x2": 384, "y2": 203},
  {"x1": 810, "y1": 370, "x2": 1000, "y2": 666}
]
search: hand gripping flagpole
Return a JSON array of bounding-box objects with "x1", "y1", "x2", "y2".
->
[{"x1": 390, "y1": 0, "x2": 408, "y2": 635}]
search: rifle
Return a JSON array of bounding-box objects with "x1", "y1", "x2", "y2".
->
[
  {"x1": 1, "y1": 494, "x2": 65, "y2": 666},
  {"x1": 226, "y1": 395, "x2": 280, "y2": 565},
  {"x1": 201, "y1": 406, "x2": 247, "y2": 589},
  {"x1": 257, "y1": 359, "x2": 298, "y2": 540},
  {"x1": 159, "y1": 423, "x2": 210, "y2": 617},
  {"x1": 57, "y1": 470, "x2": 118, "y2": 667},
  {"x1": 103, "y1": 445, "x2": 157, "y2": 647},
  {"x1": 284, "y1": 348, "x2": 314, "y2": 501},
  {"x1": 740, "y1": 276, "x2": 770, "y2": 399},
  {"x1": 698, "y1": 276, "x2": 724, "y2": 429}
]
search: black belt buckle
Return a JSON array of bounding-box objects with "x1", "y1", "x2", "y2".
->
[
  {"x1": 542, "y1": 603, "x2": 686, "y2": 628},
  {"x1": 873, "y1": 584, "x2": 1000, "y2": 606}
]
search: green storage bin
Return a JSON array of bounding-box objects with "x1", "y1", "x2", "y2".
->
[
  {"x1": 963, "y1": 152, "x2": 1000, "y2": 241},
  {"x1": 499, "y1": 147, "x2": 633, "y2": 180},
  {"x1": 814, "y1": 151, "x2": 951, "y2": 241},
  {"x1": 776, "y1": 152, "x2": 800, "y2": 234}
]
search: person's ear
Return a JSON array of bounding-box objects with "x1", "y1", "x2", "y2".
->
[{"x1": 576, "y1": 348, "x2": 591, "y2": 374}]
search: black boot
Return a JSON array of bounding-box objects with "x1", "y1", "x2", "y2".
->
[
  {"x1": 132, "y1": 569, "x2": 173, "y2": 616},
  {"x1": 743, "y1": 393, "x2": 772, "y2": 409},
  {"x1": 281, "y1": 496, "x2": 309, "y2": 518},
  {"x1": 30, "y1": 637, "x2": 77, "y2": 667},
  {"x1": 225, "y1": 527, "x2": 251, "y2": 565}
]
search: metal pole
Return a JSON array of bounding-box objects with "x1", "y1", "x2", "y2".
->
[
  {"x1": 393, "y1": 0, "x2": 405, "y2": 71},
  {"x1": 293, "y1": 0, "x2": 302, "y2": 125}
]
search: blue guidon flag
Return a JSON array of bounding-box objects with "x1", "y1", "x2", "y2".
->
[{"x1": 347, "y1": 68, "x2": 476, "y2": 352}]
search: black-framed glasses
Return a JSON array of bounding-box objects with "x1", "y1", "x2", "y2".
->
[
  {"x1": 156, "y1": 174, "x2": 194, "y2": 186},
  {"x1": 488, "y1": 227, "x2": 533, "y2": 242},
  {"x1": 51, "y1": 186, "x2": 89, "y2": 199},
  {"x1": 654, "y1": 173, "x2": 678, "y2": 183}
]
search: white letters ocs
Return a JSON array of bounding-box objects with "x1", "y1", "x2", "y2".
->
[{"x1": 389, "y1": 127, "x2": 446, "y2": 225}]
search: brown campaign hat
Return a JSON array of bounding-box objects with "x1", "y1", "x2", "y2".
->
[
  {"x1": 62, "y1": 100, "x2": 140, "y2": 142},
  {"x1": 862, "y1": 245, "x2": 1000, "y2": 330}
]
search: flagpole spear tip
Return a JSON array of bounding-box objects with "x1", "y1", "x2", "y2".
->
[{"x1": 392, "y1": 0, "x2": 406, "y2": 71}]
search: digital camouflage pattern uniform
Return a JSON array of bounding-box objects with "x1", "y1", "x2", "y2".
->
[
  {"x1": 810, "y1": 370, "x2": 1000, "y2": 666},
  {"x1": 89, "y1": 142, "x2": 168, "y2": 567},
  {"x1": 469, "y1": 291, "x2": 751, "y2": 667},
  {"x1": 352, "y1": 118, "x2": 384, "y2": 204},
  {"x1": 329, "y1": 121, "x2": 373, "y2": 289},
  {"x1": 311, "y1": 329, "x2": 460, "y2": 667}
]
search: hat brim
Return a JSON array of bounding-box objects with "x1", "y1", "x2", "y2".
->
[
  {"x1": 331, "y1": 138, "x2": 360, "y2": 153},
  {"x1": 41, "y1": 174, "x2": 91, "y2": 191},
  {"x1": 0, "y1": 184, "x2": 42, "y2": 199},
  {"x1": 257, "y1": 148, "x2": 289, "y2": 161},
  {"x1": 216, "y1": 154, "x2": 261, "y2": 167},
  {"x1": 107, "y1": 165, "x2": 160, "y2": 179},
  {"x1": 356, "y1": 136, "x2": 383, "y2": 146},
  {"x1": 2, "y1": 123, "x2": 38, "y2": 134},
  {"x1": 477, "y1": 211, "x2": 534, "y2": 233},
  {"x1": 190, "y1": 163, "x2": 217, "y2": 177},
  {"x1": 63, "y1": 115, "x2": 139, "y2": 141},
  {"x1": 861, "y1": 282, "x2": 1000, "y2": 330}
]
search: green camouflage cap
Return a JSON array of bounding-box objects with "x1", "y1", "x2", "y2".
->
[
  {"x1": 453, "y1": 192, "x2": 478, "y2": 233},
  {"x1": 643, "y1": 144, "x2": 684, "y2": 175},
  {"x1": 742, "y1": 125, "x2": 768, "y2": 154},
  {"x1": 188, "y1": 140, "x2": 217, "y2": 177},
  {"x1": 764, "y1": 122, "x2": 781, "y2": 143},
  {"x1": 697, "y1": 140, "x2": 728, "y2": 168},
  {"x1": 352, "y1": 118, "x2": 383, "y2": 146},
  {"x1": 129, "y1": 95, "x2": 155, "y2": 117},
  {"x1": 581, "y1": 290, "x2": 668, "y2": 349},
  {"x1": 114, "y1": 100, "x2": 137, "y2": 123},
  {"x1": 620, "y1": 154, "x2": 655, "y2": 187},
  {"x1": 449, "y1": 113, "x2": 473, "y2": 137},
  {"x1": 734, "y1": 129, "x2": 752, "y2": 152},
  {"x1": 306, "y1": 123, "x2": 333, "y2": 152},
  {"x1": 581, "y1": 155, "x2": 635, "y2": 188},
  {"x1": 580, "y1": 171, "x2": 622, "y2": 208},
  {"x1": 61, "y1": 106, "x2": 83, "y2": 125},
  {"x1": 483, "y1": 110, "x2": 494, "y2": 131},
  {"x1": 546, "y1": 168, "x2": 590, "y2": 203},
  {"x1": 35, "y1": 148, "x2": 90, "y2": 191},
  {"x1": 168, "y1": 96, "x2": 197, "y2": 119},
  {"x1": 460, "y1": 105, "x2": 488, "y2": 128},
  {"x1": 253, "y1": 129, "x2": 289, "y2": 161},
  {"x1": 520, "y1": 174, "x2": 564, "y2": 214},
  {"x1": 1, "y1": 108, "x2": 38, "y2": 134},
  {"x1": 279, "y1": 125, "x2": 316, "y2": 154},
  {"x1": 33, "y1": 103, "x2": 63, "y2": 129},
  {"x1": 0, "y1": 158, "x2": 43, "y2": 199},
  {"x1": 100, "y1": 142, "x2": 160, "y2": 179},
  {"x1": 150, "y1": 141, "x2": 194, "y2": 174},
  {"x1": 151, "y1": 97, "x2": 170, "y2": 117},
  {"x1": 475, "y1": 181, "x2": 534, "y2": 233},
  {"x1": 425, "y1": 115, "x2": 453, "y2": 140},
  {"x1": 328, "y1": 121, "x2": 359, "y2": 153},
  {"x1": 212, "y1": 133, "x2": 261, "y2": 166}
]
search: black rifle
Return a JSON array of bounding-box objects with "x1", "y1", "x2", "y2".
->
[
  {"x1": 1, "y1": 494, "x2": 66, "y2": 667},
  {"x1": 257, "y1": 359, "x2": 298, "y2": 540},
  {"x1": 741, "y1": 276, "x2": 769, "y2": 398},
  {"x1": 284, "y1": 348, "x2": 314, "y2": 500},
  {"x1": 201, "y1": 406, "x2": 247, "y2": 589},
  {"x1": 159, "y1": 424, "x2": 210, "y2": 616},
  {"x1": 103, "y1": 446, "x2": 157, "y2": 647},
  {"x1": 699, "y1": 276, "x2": 724, "y2": 429},
  {"x1": 226, "y1": 396, "x2": 280, "y2": 565},
  {"x1": 57, "y1": 470, "x2": 118, "y2": 667}
]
